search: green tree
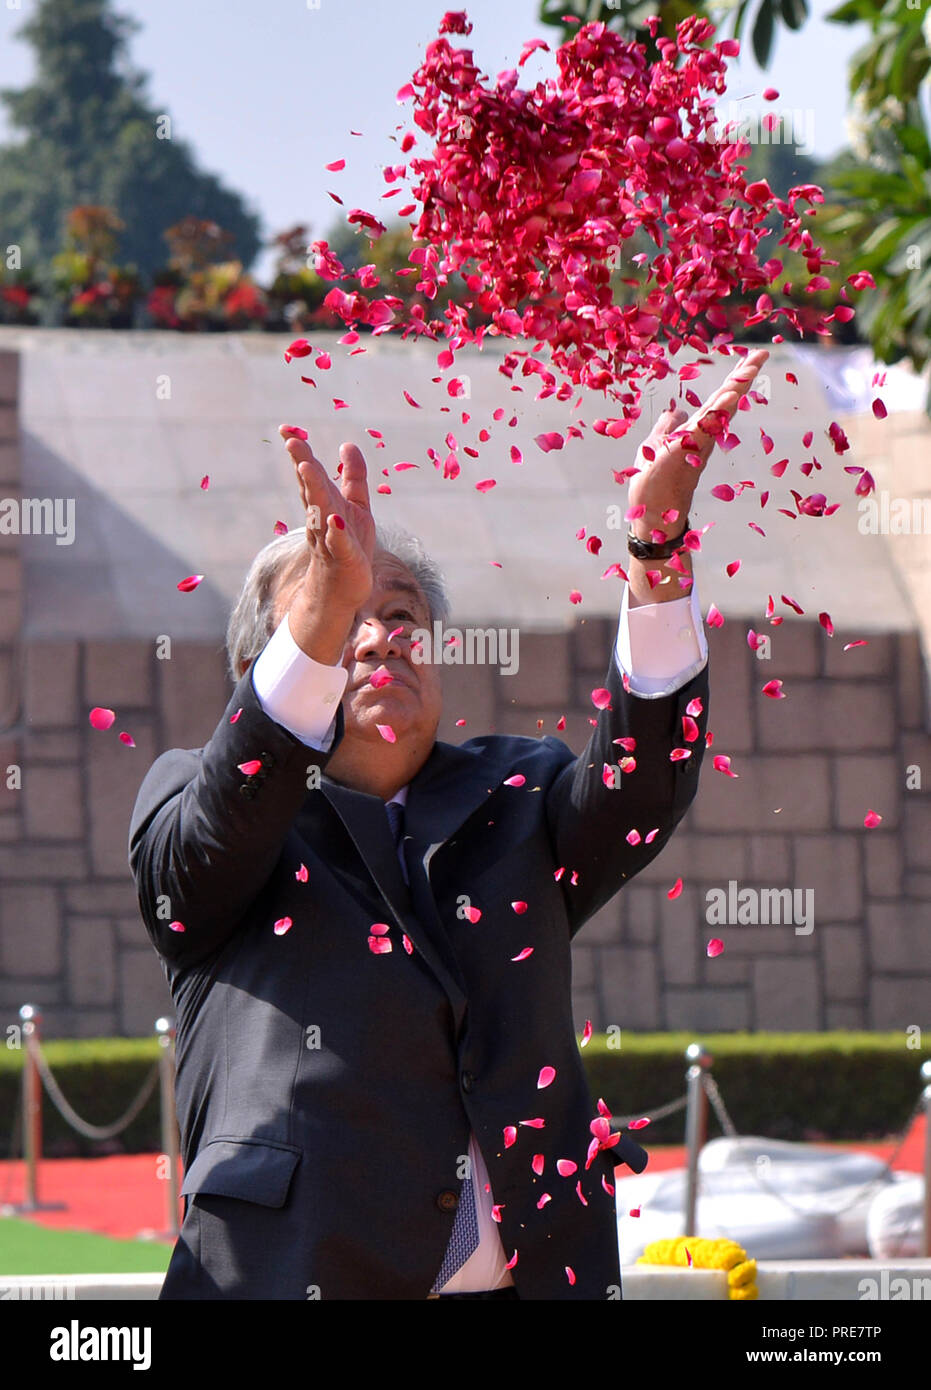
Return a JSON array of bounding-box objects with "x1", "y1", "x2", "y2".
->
[{"x1": 0, "y1": 0, "x2": 261, "y2": 279}]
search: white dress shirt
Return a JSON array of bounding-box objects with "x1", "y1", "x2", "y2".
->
[{"x1": 250, "y1": 579, "x2": 708, "y2": 1292}]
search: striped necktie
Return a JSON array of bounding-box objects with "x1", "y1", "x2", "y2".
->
[{"x1": 383, "y1": 798, "x2": 480, "y2": 1288}]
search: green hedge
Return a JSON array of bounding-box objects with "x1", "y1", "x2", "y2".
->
[{"x1": 1, "y1": 1033, "x2": 927, "y2": 1158}]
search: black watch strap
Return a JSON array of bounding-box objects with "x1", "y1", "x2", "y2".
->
[{"x1": 626, "y1": 515, "x2": 690, "y2": 561}]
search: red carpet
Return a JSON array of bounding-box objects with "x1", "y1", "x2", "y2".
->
[{"x1": 0, "y1": 1117, "x2": 924, "y2": 1245}]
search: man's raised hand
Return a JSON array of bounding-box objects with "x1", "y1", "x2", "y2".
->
[{"x1": 278, "y1": 426, "x2": 376, "y2": 665}]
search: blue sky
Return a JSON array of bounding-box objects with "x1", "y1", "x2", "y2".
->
[{"x1": 0, "y1": 0, "x2": 865, "y2": 278}]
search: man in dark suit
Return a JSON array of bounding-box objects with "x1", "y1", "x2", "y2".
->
[{"x1": 128, "y1": 351, "x2": 767, "y2": 1299}]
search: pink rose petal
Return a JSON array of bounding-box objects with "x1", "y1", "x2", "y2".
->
[
  {"x1": 274, "y1": 917, "x2": 293, "y2": 936},
  {"x1": 707, "y1": 938, "x2": 725, "y2": 957},
  {"x1": 667, "y1": 879, "x2": 683, "y2": 900},
  {"x1": 628, "y1": 1117, "x2": 650, "y2": 1130},
  {"x1": 368, "y1": 935, "x2": 393, "y2": 954},
  {"x1": 511, "y1": 947, "x2": 534, "y2": 962},
  {"x1": 580, "y1": 1019, "x2": 593, "y2": 1048},
  {"x1": 503, "y1": 1125, "x2": 518, "y2": 1149},
  {"x1": 864, "y1": 809, "x2": 882, "y2": 828},
  {"x1": 89, "y1": 707, "x2": 116, "y2": 730},
  {"x1": 537, "y1": 1066, "x2": 556, "y2": 1089},
  {"x1": 376, "y1": 723, "x2": 396, "y2": 743},
  {"x1": 557, "y1": 1159, "x2": 577, "y2": 1177},
  {"x1": 295, "y1": 863, "x2": 309, "y2": 882},
  {"x1": 118, "y1": 731, "x2": 135, "y2": 746},
  {"x1": 591, "y1": 687, "x2": 612, "y2": 710},
  {"x1": 168, "y1": 920, "x2": 186, "y2": 933},
  {"x1": 177, "y1": 575, "x2": 204, "y2": 592},
  {"x1": 504, "y1": 774, "x2": 526, "y2": 787},
  {"x1": 762, "y1": 679, "x2": 785, "y2": 699},
  {"x1": 238, "y1": 759, "x2": 262, "y2": 776}
]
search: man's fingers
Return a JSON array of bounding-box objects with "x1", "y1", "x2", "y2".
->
[
  {"x1": 677, "y1": 349, "x2": 769, "y2": 448},
  {"x1": 338, "y1": 442, "x2": 371, "y2": 513}
]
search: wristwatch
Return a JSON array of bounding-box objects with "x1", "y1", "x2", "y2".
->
[{"x1": 626, "y1": 515, "x2": 690, "y2": 561}]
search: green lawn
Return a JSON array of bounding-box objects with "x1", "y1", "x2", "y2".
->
[{"x1": 0, "y1": 1217, "x2": 172, "y2": 1276}]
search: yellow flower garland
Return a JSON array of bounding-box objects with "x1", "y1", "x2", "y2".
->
[{"x1": 637, "y1": 1236, "x2": 758, "y2": 1300}]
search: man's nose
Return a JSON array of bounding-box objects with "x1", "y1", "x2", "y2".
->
[{"x1": 350, "y1": 617, "x2": 404, "y2": 663}]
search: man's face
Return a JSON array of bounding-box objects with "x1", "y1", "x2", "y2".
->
[{"x1": 274, "y1": 549, "x2": 443, "y2": 750}]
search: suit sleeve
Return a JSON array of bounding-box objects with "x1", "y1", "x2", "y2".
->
[
  {"x1": 128, "y1": 662, "x2": 345, "y2": 972},
  {"x1": 543, "y1": 646, "x2": 709, "y2": 937}
]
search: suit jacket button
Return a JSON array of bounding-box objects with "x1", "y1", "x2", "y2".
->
[
  {"x1": 461, "y1": 1070, "x2": 475, "y2": 1094},
  {"x1": 436, "y1": 1189, "x2": 459, "y2": 1213},
  {"x1": 239, "y1": 784, "x2": 255, "y2": 799}
]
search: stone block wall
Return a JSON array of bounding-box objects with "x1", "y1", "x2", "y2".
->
[{"x1": 0, "y1": 346, "x2": 928, "y2": 1041}]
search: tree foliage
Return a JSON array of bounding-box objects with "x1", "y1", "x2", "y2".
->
[{"x1": 0, "y1": 0, "x2": 261, "y2": 278}]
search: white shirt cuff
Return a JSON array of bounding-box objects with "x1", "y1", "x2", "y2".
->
[
  {"x1": 614, "y1": 577, "x2": 708, "y2": 699},
  {"x1": 250, "y1": 611, "x2": 349, "y2": 749}
]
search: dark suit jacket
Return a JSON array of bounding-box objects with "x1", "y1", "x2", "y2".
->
[{"x1": 128, "y1": 645, "x2": 709, "y2": 1299}]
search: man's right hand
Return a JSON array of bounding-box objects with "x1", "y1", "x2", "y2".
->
[{"x1": 278, "y1": 426, "x2": 376, "y2": 666}]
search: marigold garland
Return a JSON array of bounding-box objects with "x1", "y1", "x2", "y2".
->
[{"x1": 638, "y1": 1236, "x2": 758, "y2": 1300}]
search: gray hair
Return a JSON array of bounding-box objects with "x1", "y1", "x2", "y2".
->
[{"x1": 225, "y1": 521, "x2": 451, "y2": 684}]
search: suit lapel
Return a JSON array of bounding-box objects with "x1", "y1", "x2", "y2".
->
[{"x1": 318, "y1": 739, "x2": 499, "y2": 1031}]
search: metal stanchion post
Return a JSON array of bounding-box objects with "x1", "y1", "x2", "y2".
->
[
  {"x1": 154, "y1": 1016, "x2": 180, "y2": 1240},
  {"x1": 683, "y1": 1042, "x2": 712, "y2": 1238},
  {"x1": 11, "y1": 1003, "x2": 65, "y2": 1214},
  {"x1": 921, "y1": 1060, "x2": 931, "y2": 1259}
]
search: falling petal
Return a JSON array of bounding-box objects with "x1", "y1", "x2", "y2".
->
[
  {"x1": 506, "y1": 1250, "x2": 518, "y2": 1270},
  {"x1": 504, "y1": 774, "x2": 526, "y2": 787},
  {"x1": 628, "y1": 1117, "x2": 650, "y2": 1130},
  {"x1": 580, "y1": 1020, "x2": 593, "y2": 1048},
  {"x1": 685, "y1": 698, "x2": 703, "y2": 717},
  {"x1": 177, "y1": 575, "x2": 204, "y2": 592},
  {"x1": 274, "y1": 917, "x2": 293, "y2": 936},
  {"x1": 369, "y1": 668, "x2": 394, "y2": 689},
  {"x1": 402, "y1": 934, "x2": 413, "y2": 954},
  {"x1": 537, "y1": 1193, "x2": 552, "y2": 1209},
  {"x1": 712, "y1": 754, "x2": 738, "y2": 778},
  {"x1": 576, "y1": 1181, "x2": 589, "y2": 1206},
  {"x1": 537, "y1": 1066, "x2": 556, "y2": 1089},
  {"x1": 491, "y1": 1204, "x2": 504, "y2": 1223},
  {"x1": 475, "y1": 478, "x2": 497, "y2": 492},
  {"x1": 682, "y1": 715, "x2": 699, "y2": 742},
  {"x1": 511, "y1": 947, "x2": 534, "y2": 962},
  {"x1": 376, "y1": 723, "x2": 396, "y2": 743},
  {"x1": 520, "y1": 1118, "x2": 545, "y2": 1128},
  {"x1": 238, "y1": 759, "x2": 262, "y2": 776},
  {"x1": 707, "y1": 938, "x2": 725, "y2": 957},
  {"x1": 601, "y1": 1175, "x2": 615, "y2": 1196},
  {"x1": 465, "y1": 905, "x2": 482, "y2": 923},
  {"x1": 669, "y1": 748, "x2": 691, "y2": 761},
  {"x1": 819, "y1": 612, "x2": 834, "y2": 636},
  {"x1": 295, "y1": 864, "x2": 309, "y2": 883},
  {"x1": 89, "y1": 707, "x2": 116, "y2": 730},
  {"x1": 667, "y1": 879, "x2": 683, "y2": 900},
  {"x1": 761, "y1": 680, "x2": 785, "y2": 699},
  {"x1": 200, "y1": 475, "x2": 209, "y2": 490},
  {"x1": 864, "y1": 809, "x2": 882, "y2": 828},
  {"x1": 504, "y1": 1126, "x2": 518, "y2": 1149},
  {"x1": 725, "y1": 560, "x2": 741, "y2": 578},
  {"x1": 229, "y1": 708, "x2": 242, "y2": 724},
  {"x1": 844, "y1": 640, "x2": 868, "y2": 651},
  {"x1": 872, "y1": 398, "x2": 887, "y2": 420},
  {"x1": 707, "y1": 604, "x2": 724, "y2": 628},
  {"x1": 119, "y1": 731, "x2": 135, "y2": 747},
  {"x1": 368, "y1": 935, "x2": 393, "y2": 954},
  {"x1": 557, "y1": 1159, "x2": 577, "y2": 1177},
  {"x1": 325, "y1": 159, "x2": 346, "y2": 172},
  {"x1": 591, "y1": 687, "x2": 611, "y2": 710},
  {"x1": 168, "y1": 920, "x2": 185, "y2": 933},
  {"x1": 626, "y1": 828, "x2": 641, "y2": 845},
  {"x1": 532, "y1": 1154, "x2": 545, "y2": 1176},
  {"x1": 565, "y1": 1266, "x2": 576, "y2": 1285},
  {"x1": 511, "y1": 901, "x2": 528, "y2": 914}
]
